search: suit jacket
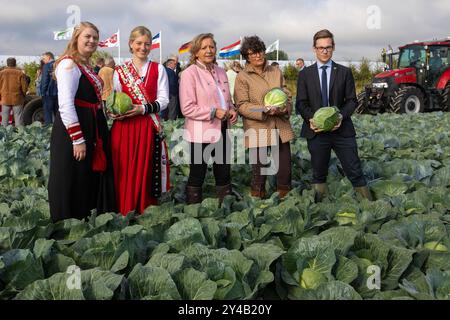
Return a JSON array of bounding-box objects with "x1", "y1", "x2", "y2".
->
[
  {"x1": 165, "y1": 67, "x2": 179, "y2": 96},
  {"x1": 40, "y1": 61, "x2": 58, "y2": 97},
  {"x1": 0, "y1": 67, "x2": 28, "y2": 105},
  {"x1": 295, "y1": 61, "x2": 357, "y2": 139}
]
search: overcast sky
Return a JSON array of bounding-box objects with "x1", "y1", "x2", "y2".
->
[{"x1": 0, "y1": 0, "x2": 448, "y2": 62}]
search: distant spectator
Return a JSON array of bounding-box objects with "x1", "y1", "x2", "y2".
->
[
  {"x1": 94, "y1": 57, "x2": 105, "y2": 74},
  {"x1": 270, "y1": 61, "x2": 280, "y2": 70},
  {"x1": 163, "y1": 58, "x2": 181, "y2": 120},
  {"x1": 35, "y1": 59, "x2": 45, "y2": 96},
  {"x1": 40, "y1": 52, "x2": 58, "y2": 125},
  {"x1": 295, "y1": 58, "x2": 305, "y2": 71},
  {"x1": 0, "y1": 57, "x2": 29, "y2": 126},
  {"x1": 169, "y1": 55, "x2": 182, "y2": 76},
  {"x1": 98, "y1": 56, "x2": 115, "y2": 105},
  {"x1": 226, "y1": 61, "x2": 242, "y2": 103},
  {"x1": 24, "y1": 71, "x2": 31, "y2": 90}
]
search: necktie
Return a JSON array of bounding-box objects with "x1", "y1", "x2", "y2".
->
[{"x1": 321, "y1": 65, "x2": 329, "y2": 107}]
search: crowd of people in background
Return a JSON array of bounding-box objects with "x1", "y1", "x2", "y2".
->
[{"x1": 0, "y1": 50, "x2": 307, "y2": 127}]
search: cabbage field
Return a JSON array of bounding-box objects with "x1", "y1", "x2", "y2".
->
[{"x1": 0, "y1": 113, "x2": 449, "y2": 300}]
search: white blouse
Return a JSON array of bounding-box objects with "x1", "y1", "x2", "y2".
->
[
  {"x1": 55, "y1": 59, "x2": 87, "y2": 144},
  {"x1": 113, "y1": 60, "x2": 170, "y2": 111},
  {"x1": 55, "y1": 60, "x2": 81, "y2": 126}
]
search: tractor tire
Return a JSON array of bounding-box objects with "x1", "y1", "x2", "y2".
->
[
  {"x1": 389, "y1": 86, "x2": 425, "y2": 114},
  {"x1": 355, "y1": 92, "x2": 368, "y2": 114},
  {"x1": 22, "y1": 97, "x2": 44, "y2": 125},
  {"x1": 24, "y1": 95, "x2": 36, "y2": 106},
  {"x1": 442, "y1": 83, "x2": 450, "y2": 112}
]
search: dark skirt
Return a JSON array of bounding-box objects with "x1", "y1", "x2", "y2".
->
[{"x1": 48, "y1": 107, "x2": 117, "y2": 222}]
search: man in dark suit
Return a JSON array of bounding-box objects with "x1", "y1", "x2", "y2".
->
[
  {"x1": 162, "y1": 58, "x2": 181, "y2": 120},
  {"x1": 40, "y1": 52, "x2": 58, "y2": 125},
  {"x1": 295, "y1": 29, "x2": 372, "y2": 201}
]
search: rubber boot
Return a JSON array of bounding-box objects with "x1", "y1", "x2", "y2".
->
[
  {"x1": 313, "y1": 183, "x2": 328, "y2": 203},
  {"x1": 277, "y1": 184, "x2": 291, "y2": 199},
  {"x1": 216, "y1": 184, "x2": 232, "y2": 206},
  {"x1": 186, "y1": 186, "x2": 202, "y2": 204},
  {"x1": 250, "y1": 165, "x2": 267, "y2": 199},
  {"x1": 354, "y1": 186, "x2": 373, "y2": 201}
]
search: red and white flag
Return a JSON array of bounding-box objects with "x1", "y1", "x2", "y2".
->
[
  {"x1": 99, "y1": 31, "x2": 120, "y2": 48},
  {"x1": 151, "y1": 32, "x2": 161, "y2": 50}
]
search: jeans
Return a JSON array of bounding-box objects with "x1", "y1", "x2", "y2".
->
[{"x1": 42, "y1": 96, "x2": 58, "y2": 125}]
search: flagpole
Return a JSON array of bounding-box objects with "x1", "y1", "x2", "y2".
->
[
  {"x1": 239, "y1": 36, "x2": 242, "y2": 64},
  {"x1": 118, "y1": 29, "x2": 121, "y2": 65},
  {"x1": 277, "y1": 40, "x2": 279, "y2": 62},
  {"x1": 159, "y1": 30, "x2": 162, "y2": 63}
]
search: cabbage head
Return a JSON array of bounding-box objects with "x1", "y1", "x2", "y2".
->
[
  {"x1": 424, "y1": 241, "x2": 449, "y2": 252},
  {"x1": 264, "y1": 88, "x2": 288, "y2": 110},
  {"x1": 106, "y1": 92, "x2": 133, "y2": 115},
  {"x1": 299, "y1": 268, "x2": 327, "y2": 289},
  {"x1": 313, "y1": 107, "x2": 340, "y2": 132}
]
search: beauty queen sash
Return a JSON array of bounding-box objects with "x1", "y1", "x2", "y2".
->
[{"x1": 116, "y1": 61, "x2": 169, "y2": 193}]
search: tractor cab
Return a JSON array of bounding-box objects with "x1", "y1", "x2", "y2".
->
[{"x1": 357, "y1": 39, "x2": 450, "y2": 114}]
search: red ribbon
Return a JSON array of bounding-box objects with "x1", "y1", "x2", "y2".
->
[{"x1": 74, "y1": 99, "x2": 107, "y2": 172}]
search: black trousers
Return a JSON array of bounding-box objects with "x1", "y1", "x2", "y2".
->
[
  {"x1": 307, "y1": 133, "x2": 366, "y2": 187},
  {"x1": 187, "y1": 122, "x2": 231, "y2": 188}
]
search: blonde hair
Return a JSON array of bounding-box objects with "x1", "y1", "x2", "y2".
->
[
  {"x1": 55, "y1": 21, "x2": 99, "y2": 69},
  {"x1": 188, "y1": 33, "x2": 217, "y2": 66},
  {"x1": 129, "y1": 26, "x2": 152, "y2": 54}
]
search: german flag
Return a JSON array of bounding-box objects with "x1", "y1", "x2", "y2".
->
[{"x1": 178, "y1": 41, "x2": 191, "y2": 54}]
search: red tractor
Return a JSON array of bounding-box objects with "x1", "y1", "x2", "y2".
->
[
  {"x1": 0, "y1": 96, "x2": 44, "y2": 125},
  {"x1": 357, "y1": 39, "x2": 450, "y2": 114}
]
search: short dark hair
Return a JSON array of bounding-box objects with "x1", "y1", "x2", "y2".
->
[
  {"x1": 270, "y1": 62, "x2": 279, "y2": 67},
  {"x1": 165, "y1": 58, "x2": 175, "y2": 64},
  {"x1": 43, "y1": 52, "x2": 55, "y2": 60},
  {"x1": 240, "y1": 36, "x2": 266, "y2": 63},
  {"x1": 313, "y1": 29, "x2": 335, "y2": 47},
  {"x1": 6, "y1": 57, "x2": 16, "y2": 67},
  {"x1": 296, "y1": 58, "x2": 304, "y2": 63}
]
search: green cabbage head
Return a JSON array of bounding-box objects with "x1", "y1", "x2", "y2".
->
[
  {"x1": 299, "y1": 268, "x2": 327, "y2": 289},
  {"x1": 313, "y1": 107, "x2": 340, "y2": 132},
  {"x1": 424, "y1": 241, "x2": 449, "y2": 252},
  {"x1": 106, "y1": 92, "x2": 133, "y2": 115},
  {"x1": 264, "y1": 88, "x2": 288, "y2": 110}
]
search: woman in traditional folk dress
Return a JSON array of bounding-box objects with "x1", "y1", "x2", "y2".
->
[
  {"x1": 48, "y1": 22, "x2": 116, "y2": 222},
  {"x1": 110, "y1": 26, "x2": 170, "y2": 215}
]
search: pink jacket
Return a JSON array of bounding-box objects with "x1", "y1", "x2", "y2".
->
[{"x1": 180, "y1": 63, "x2": 234, "y2": 143}]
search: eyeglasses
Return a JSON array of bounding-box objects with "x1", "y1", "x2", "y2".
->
[
  {"x1": 315, "y1": 46, "x2": 334, "y2": 53},
  {"x1": 248, "y1": 51, "x2": 264, "y2": 58}
]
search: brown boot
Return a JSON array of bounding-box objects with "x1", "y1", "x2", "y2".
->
[
  {"x1": 277, "y1": 185, "x2": 291, "y2": 199},
  {"x1": 354, "y1": 186, "x2": 373, "y2": 201},
  {"x1": 251, "y1": 187, "x2": 266, "y2": 199},
  {"x1": 186, "y1": 186, "x2": 202, "y2": 204},
  {"x1": 250, "y1": 165, "x2": 267, "y2": 199},
  {"x1": 216, "y1": 184, "x2": 232, "y2": 205},
  {"x1": 313, "y1": 183, "x2": 328, "y2": 203}
]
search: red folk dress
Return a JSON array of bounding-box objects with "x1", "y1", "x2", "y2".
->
[{"x1": 111, "y1": 61, "x2": 170, "y2": 215}]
